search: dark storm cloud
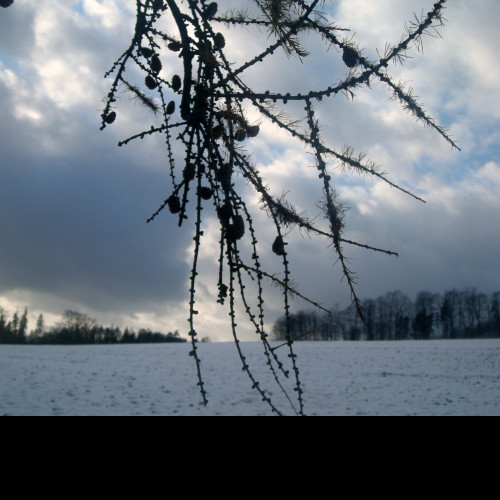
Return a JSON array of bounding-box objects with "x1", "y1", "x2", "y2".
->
[
  {"x1": 0, "y1": 61, "x2": 191, "y2": 316},
  {"x1": 0, "y1": 123, "x2": 191, "y2": 314}
]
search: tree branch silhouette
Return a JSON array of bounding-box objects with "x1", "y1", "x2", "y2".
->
[{"x1": 98, "y1": 0, "x2": 458, "y2": 416}]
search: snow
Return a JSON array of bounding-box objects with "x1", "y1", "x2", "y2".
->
[{"x1": 1, "y1": 339, "x2": 499, "y2": 416}]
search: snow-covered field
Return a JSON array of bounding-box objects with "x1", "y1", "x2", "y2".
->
[{"x1": 1, "y1": 339, "x2": 499, "y2": 416}]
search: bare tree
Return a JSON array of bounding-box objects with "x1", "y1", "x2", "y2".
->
[{"x1": 59, "y1": 310, "x2": 97, "y2": 332}]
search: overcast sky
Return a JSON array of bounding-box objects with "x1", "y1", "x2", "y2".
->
[{"x1": 1, "y1": 0, "x2": 499, "y2": 341}]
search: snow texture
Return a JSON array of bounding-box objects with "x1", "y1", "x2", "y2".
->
[{"x1": 1, "y1": 340, "x2": 499, "y2": 416}]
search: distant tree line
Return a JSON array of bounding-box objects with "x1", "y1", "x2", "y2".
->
[
  {"x1": 272, "y1": 288, "x2": 500, "y2": 342},
  {"x1": 0, "y1": 308, "x2": 186, "y2": 345}
]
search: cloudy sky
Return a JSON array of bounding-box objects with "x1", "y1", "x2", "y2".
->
[{"x1": 1, "y1": 0, "x2": 499, "y2": 341}]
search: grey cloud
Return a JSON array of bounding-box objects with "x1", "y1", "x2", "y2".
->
[
  {"x1": 0, "y1": 2, "x2": 36, "y2": 59},
  {"x1": 0, "y1": 135, "x2": 192, "y2": 314},
  {"x1": 0, "y1": 65, "x2": 191, "y2": 317}
]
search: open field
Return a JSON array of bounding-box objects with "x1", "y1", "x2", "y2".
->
[{"x1": 1, "y1": 339, "x2": 499, "y2": 416}]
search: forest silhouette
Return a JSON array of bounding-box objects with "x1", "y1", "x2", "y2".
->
[
  {"x1": 3, "y1": 287, "x2": 498, "y2": 345},
  {"x1": 272, "y1": 288, "x2": 500, "y2": 342},
  {"x1": 0, "y1": 308, "x2": 186, "y2": 345}
]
